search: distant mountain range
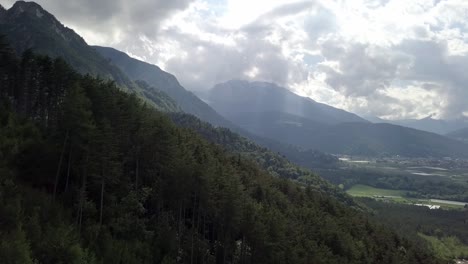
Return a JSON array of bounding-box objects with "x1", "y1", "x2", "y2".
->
[
  {"x1": 206, "y1": 80, "x2": 468, "y2": 158},
  {"x1": 206, "y1": 80, "x2": 368, "y2": 124},
  {"x1": 0, "y1": 1, "x2": 340, "y2": 168},
  {"x1": 3, "y1": 1, "x2": 468, "y2": 159},
  {"x1": 447, "y1": 127, "x2": 468, "y2": 142},
  {"x1": 366, "y1": 115, "x2": 468, "y2": 135},
  {"x1": 93, "y1": 46, "x2": 231, "y2": 127}
]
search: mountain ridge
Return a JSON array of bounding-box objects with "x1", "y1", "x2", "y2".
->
[
  {"x1": 0, "y1": 41, "x2": 442, "y2": 263},
  {"x1": 447, "y1": 127, "x2": 468, "y2": 142},
  {"x1": 206, "y1": 81, "x2": 468, "y2": 158},
  {"x1": 93, "y1": 46, "x2": 232, "y2": 127},
  {"x1": 0, "y1": 1, "x2": 339, "y2": 171},
  {"x1": 0, "y1": 1, "x2": 130, "y2": 83},
  {"x1": 367, "y1": 115, "x2": 468, "y2": 135},
  {"x1": 206, "y1": 79, "x2": 368, "y2": 124},
  {"x1": 0, "y1": 1, "x2": 184, "y2": 112}
]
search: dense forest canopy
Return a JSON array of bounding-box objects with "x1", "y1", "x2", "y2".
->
[{"x1": 0, "y1": 35, "x2": 444, "y2": 263}]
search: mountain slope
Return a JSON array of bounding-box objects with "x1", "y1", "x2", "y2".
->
[
  {"x1": 94, "y1": 46, "x2": 231, "y2": 127},
  {"x1": 207, "y1": 80, "x2": 468, "y2": 158},
  {"x1": 302, "y1": 122, "x2": 468, "y2": 158},
  {"x1": 0, "y1": 1, "x2": 339, "y2": 171},
  {"x1": 0, "y1": 44, "x2": 442, "y2": 263},
  {"x1": 0, "y1": 1, "x2": 180, "y2": 112},
  {"x1": 220, "y1": 110, "x2": 468, "y2": 158},
  {"x1": 447, "y1": 127, "x2": 468, "y2": 142},
  {"x1": 0, "y1": 1, "x2": 131, "y2": 86},
  {"x1": 169, "y1": 112, "x2": 344, "y2": 197},
  {"x1": 371, "y1": 116, "x2": 468, "y2": 135},
  {"x1": 206, "y1": 80, "x2": 368, "y2": 124},
  {"x1": 92, "y1": 46, "x2": 341, "y2": 169}
]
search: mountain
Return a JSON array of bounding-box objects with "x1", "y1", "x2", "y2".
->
[
  {"x1": 0, "y1": 1, "x2": 339, "y2": 171},
  {"x1": 0, "y1": 43, "x2": 442, "y2": 263},
  {"x1": 0, "y1": 1, "x2": 226, "y2": 122},
  {"x1": 225, "y1": 111, "x2": 325, "y2": 144},
  {"x1": 222, "y1": 111, "x2": 468, "y2": 158},
  {"x1": 169, "y1": 112, "x2": 343, "y2": 194},
  {"x1": 0, "y1": 1, "x2": 180, "y2": 112},
  {"x1": 206, "y1": 80, "x2": 368, "y2": 124},
  {"x1": 206, "y1": 81, "x2": 468, "y2": 158},
  {"x1": 447, "y1": 127, "x2": 468, "y2": 142},
  {"x1": 92, "y1": 47, "x2": 346, "y2": 168},
  {"x1": 0, "y1": 1, "x2": 131, "y2": 86},
  {"x1": 368, "y1": 115, "x2": 468, "y2": 135},
  {"x1": 93, "y1": 46, "x2": 231, "y2": 127},
  {"x1": 303, "y1": 122, "x2": 468, "y2": 158}
]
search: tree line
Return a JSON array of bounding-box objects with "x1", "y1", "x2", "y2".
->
[{"x1": 0, "y1": 36, "x2": 443, "y2": 263}]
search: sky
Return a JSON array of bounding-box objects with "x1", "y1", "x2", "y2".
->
[{"x1": 2, "y1": 0, "x2": 468, "y2": 120}]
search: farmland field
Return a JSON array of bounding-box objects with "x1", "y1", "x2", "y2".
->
[
  {"x1": 346, "y1": 184, "x2": 406, "y2": 197},
  {"x1": 346, "y1": 184, "x2": 467, "y2": 209}
]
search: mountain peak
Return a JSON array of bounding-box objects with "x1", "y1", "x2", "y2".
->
[
  {"x1": 209, "y1": 79, "x2": 367, "y2": 124},
  {"x1": 10, "y1": 1, "x2": 46, "y2": 18},
  {"x1": 421, "y1": 114, "x2": 436, "y2": 121},
  {"x1": 3, "y1": 1, "x2": 88, "y2": 47}
]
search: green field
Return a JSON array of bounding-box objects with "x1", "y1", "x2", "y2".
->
[
  {"x1": 348, "y1": 184, "x2": 466, "y2": 209},
  {"x1": 346, "y1": 184, "x2": 406, "y2": 197}
]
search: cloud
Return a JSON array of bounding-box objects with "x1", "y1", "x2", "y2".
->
[
  {"x1": 3, "y1": 0, "x2": 468, "y2": 119},
  {"x1": 313, "y1": 37, "x2": 468, "y2": 119},
  {"x1": 317, "y1": 41, "x2": 412, "y2": 97},
  {"x1": 1, "y1": 0, "x2": 195, "y2": 44},
  {"x1": 145, "y1": 1, "x2": 314, "y2": 90}
]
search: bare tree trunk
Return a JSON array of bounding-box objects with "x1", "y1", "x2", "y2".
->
[
  {"x1": 78, "y1": 152, "x2": 89, "y2": 235},
  {"x1": 201, "y1": 211, "x2": 206, "y2": 264},
  {"x1": 191, "y1": 193, "x2": 197, "y2": 264},
  {"x1": 240, "y1": 235, "x2": 245, "y2": 264},
  {"x1": 99, "y1": 175, "x2": 105, "y2": 226},
  {"x1": 196, "y1": 199, "x2": 201, "y2": 264},
  {"x1": 135, "y1": 157, "x2": 139, "y2": 188},
  {"x1": 64, "y1": 146, "x2": 72, "y2": 192},
  {"x1": 53, "y1": 130, "x2": 68, "y2": 200},
  {"x1": 223, "y1": 236, "x2": 227, "y2": 264},
  {"x1": 178, "y1": 201, "x2": 183, "y2": 262}
]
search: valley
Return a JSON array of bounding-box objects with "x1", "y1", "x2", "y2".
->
[
  {"x1": 1, "y1": 1, "x2": 468, "y2": 263},
  {"x1": 317, "y1": 156, "x2": 468, "y2": 205},
  {"x1": 325, "y1": 156, "x2": 468, "y2": 259}
]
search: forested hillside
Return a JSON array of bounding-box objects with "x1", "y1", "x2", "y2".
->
[
  {"x1": 0, "y1": 1, "x2": 180, "y2": 113},
  {"x1": 169, "y1": 113, "x2": 348, "y2": 203},
  {"x1": 0, "y1": 1, "x2": 342, "y2": 171},
  {"x1": 93, "y1": 46, "x2": 230, "y2": 127},
  {"x1": 0, "y1": 37, "x2": 443, "y2": 263}
]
